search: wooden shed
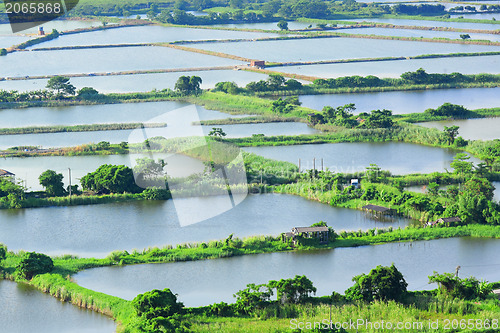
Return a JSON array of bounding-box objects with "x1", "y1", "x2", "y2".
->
[
  {"x1": 292, "y1": 226, "x2": 329, "y2": 243},
  {"x1": 250, "y1": 60, "x2": 266, "y2": 68},
  {"x1": 362, "y1": 204, "x2": 391, "y2": 213}
]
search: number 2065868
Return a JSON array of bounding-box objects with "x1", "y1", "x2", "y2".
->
[{"x1": 5, "y1": 2, "x2": 62, "y2": 15}]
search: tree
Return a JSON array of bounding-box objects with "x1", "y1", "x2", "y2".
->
[
  {"x1": 345, "y1": 264, "x2": 408, "y2": 302},
  {"x1": 0, "y1": 244, "x2": 6, "y2": 262},
  {"x1": 132, "y1": 288, "x2": 189, "y2": 332},
  {"x1": 365, "y1": 164, "x2": 382, "y2": 182},
  {"x1": 174, "y1": 75, "x2": 202, "y2": 95},
  {"x1": 427, "y1": 182, "x2": 440, "y2": 196},
  {"x1": 268, "y1": 275, "x2": 317, "y2": 304},
  {"x1": 450, "y1": 153, "x2": 473, "y2": 175},
  {"x1": 208, "y1": 127, "x2": 227, "y2": 138},
  {"x1": 16, "y1": 252, "x2": 54, "y2": 280},
  {"x1": 429, "y1": 272, "x2": 492, "y2": 300},
  {"x1": 81, "y1": 164, "x2": 140, "y2": 194},
  {"x1": 39, "y1": 170, "x2": 65, "y2": 197},
  {"x1": 214, "y1": 81, "x2": 239, "y2": 94},
  {"x1": 132, "y1": 288, "x2": 184, "y2": 319},
  {"x1": 0, "y1": 48, "x2": 7, "y2": 56},
  {"x1": 277, "y1": 20, "x2": 289, "y2": 30},
  {"x1": 133, "y1": 157, "x2": 167, "y2": 188},
  {"x1": 46, "y1": 76, "x2": 76, "y2": 97},
  {"x1": 443, "y1": 125, "x2": 460, "y2": 145},
  {"x1": 267, "y1": 74, "x2": 286, "y2": 90},
  {"x1": 77, "y1": 87, "x2": 99, "y2": 100},
  {"x1": 460, "y1": 34, "x2": 471, "y2": 40},
  {"x1": 234, "y1": 283, "x2": 272, "y2": 314}
]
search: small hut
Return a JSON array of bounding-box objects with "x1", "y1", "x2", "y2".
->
[
  {"x1": 291, "y1": 226, "x2": 329, "y2": 243},
  {"x1": 0, "y1": 169, "x2": 15, "y2": 181},
  {"x1": 250, "y1": 60, "x2": 266, "y2": 68}
]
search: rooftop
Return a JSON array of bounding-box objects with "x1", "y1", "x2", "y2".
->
[
  {"x1": 0, "y1": 169, "x2": 15, "y2": 177},
  {"x1": 293, "y1": 226, "x2": 329, "y2": 233}
]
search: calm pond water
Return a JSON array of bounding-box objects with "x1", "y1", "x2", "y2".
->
[
  {"x1": 74, "y1": 237, "x2": 500, "y2": 306},
  {"x1": 194, "y1": 37, "x2": 500, "y2": 63},
  {"x1": 299, "y1": 87, "x2": 500, "y2": 114},
  {"x1": 244, "y1": 142, "x2": 482, "y2": 175},
  {"x1": 344, "y1": 18, "x2": 500, "y2": 31},
  {"x1": 418, "y1": 117, "x2": 500, "y2": 141},
  {"x1": 0, "y1": 35, "x2": 31, "y2": 48},
  {"x1": 31, "y1": 26, "x2": 278, "y2": 48},
  {"x1": 0, "y1": 153, "x2": 205, "y2": 191},
  {"x1": 0, "y1": 122, "x2": 318, "y2": 149},
  {"x1": 0, "y1": 69, "x2": 268, "y2": 93},
  {"x1": 340, "y1": 27, "x2": 500, "y2": 42},
  {"x1": 0, "y1": 194, "x2": 412, "y2": 257},
  {"x1": 0, "y1": 280, "x2": 115, "y2": 333},
  {"x1": 277, "y1": 54, "x2": 500, "y2": 78},
  {"x1": 0, "y1": 101, "x2": 240, "y2": 128},
  {"x1": 0, "y1": 46, "x2": 244, "y2": 77}
]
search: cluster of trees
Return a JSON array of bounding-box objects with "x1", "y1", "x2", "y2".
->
[
  {"x1": 399, "y1": 68, "x2": 500, "y2": 85},
  {"x1": 0, "y1": 76, "x2": 100, "y2": 102},
  {"x1": 174, "y1": 76, "x2": 202, "y2": 95},
  {"x1": 131, "y1": 288, "x2": 189, "y2": 333},
  {"x1": 81, "y1": 164, "x2": 140, "y2": 194},
  {"x1": 391, "y1": 4, "x2": 445, "y2": 15},
  {"x1": 425, "y1": 103, "x2": 469, "y2": 118},
  {"x1": 245, "y1": 74, "x2": 302, "y2": 92},
  {"x1": 270, "y1": 96, "x2": 301, "y2": 114},
  {"x1": 308, "y1": 103, "x2": 394, "y2": 129},
  {"x1": 429, "y1": 271, "x2": 493, "y2": 300},
  {"x1": 0, "y1": 177, "x2": 24, "y2": 209},
  {"x1": 15, "y1": 251, "x2": 54, "y2": 280}
]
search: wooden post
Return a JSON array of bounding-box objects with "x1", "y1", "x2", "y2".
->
[
  {"x1": 321, "y1": 158, "x2": 324, "y2": 172},
  {"x1": 313, "y1": 158, "x2": 316, "y2": 176},
  {"x1": 298, "y1": 158, "x2": 301, "y2": 173}
]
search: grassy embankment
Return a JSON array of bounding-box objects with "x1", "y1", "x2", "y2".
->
[
  {"x1": 0, "y1": 122, "x2": 166, "y2": 135},
  {"x1": 2, "y1": 224, "x2": 500, "y2": 332}
]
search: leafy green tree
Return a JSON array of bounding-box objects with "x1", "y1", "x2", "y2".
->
[
  {"x1": 363, "y1": 109, "x2": 393, "y2": 128},
  {"x1": 271, "y1": 98, "x2": 295, "y2": 114},
  {"x1": 208, "y1": 127, "x2": 227, "y2": 138},
  {"x1": 267, "y1": 74, "x2": 286, "y2": 90},
  {"x1": 46, "y1": 76, "x2": 76, "y2": 96},
  {"x1": 401, "y1": 68, "x2": 429, "y2": 84},
  {"x1": 132, "y1": 288, "x2": 184, "y2": 319},
  {"x1": 214, "y1": 81, "x2": 239, "y2": 94},
  {"x1": 39, "y1": 170, "x2": 65, "y2": 197},
  {"x1": 429, "y1": 272, "x2": 492, "y2": 300},
  {"x1": 284, "y1": 79, "x2": 302, "y2": 90},
  {"x1": 132, "y1": 288, "x2": 189, "y2": 332},
  {"x1": 277, "y1": 20, "x2": 289, "y2": 30},
  {"x1": 174, "y1": 76, "x2": 202, "y2": 95},
  {"x1": 16, "y1": 252, "x2": 54, "y2": 280},
  {"x1": 450, "y1": 153, "x2": 473, "y2": 175},
  {"x1": 234, "y1": 283, "x2": 272, "y2": 314},
  {"x1": 460, "y1": 34, "x2": 471, "y2": 40},
  {"x1": 365, "y1": 164, "x2": 382, "y2": 183},
  {"x1": 345, "y1": 264, "x2": 408, "y2": 302},
  {"x1": 443, "y1": 125, "x2": 460, "y2": 145},
  {"x1": 0, "y1": 48, "x2": 7, "y2": 56},
  {"x1": 77, "y1": 87, "x2": 99, "y2": 100},
  {"x1": 0, "y1": 244, "x2": 6, "y2": 262},
  {"x1": 427, "y1": 182, "x2": 440, "y2": 196},
  {"x1": 268, "y1": 275, "x2": 317, "y2": 304},
  {"x1": 81, "y1": 164, "x2": 140, "y2": 194}
]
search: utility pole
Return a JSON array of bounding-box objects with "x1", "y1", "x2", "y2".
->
[
  {"x1": 298, "y1": 158, "x2": 301, "y2": 173},
  {"x1": 68, "y1": 168, "x2": 72, "y2": 197},
  {"x1": 321, "y1": 158, "x2": 324, "y2": 172},
  {"x1": 313, "y1": 158, "x2": 316, "y2": 177}
]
